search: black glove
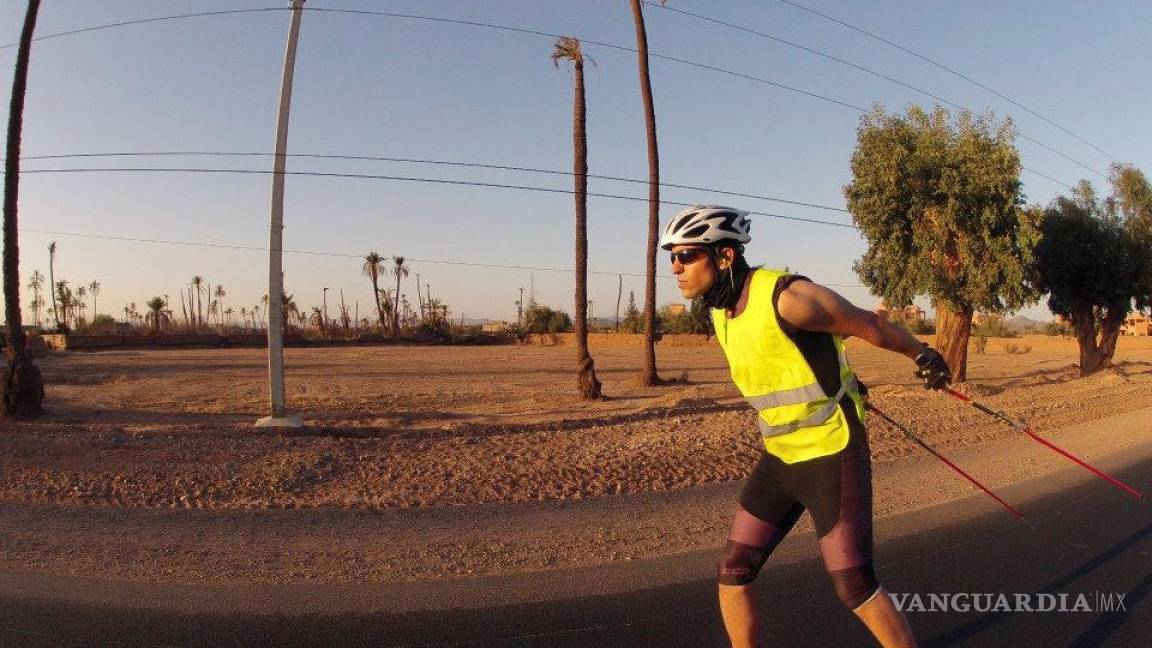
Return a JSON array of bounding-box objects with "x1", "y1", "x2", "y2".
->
[{"x1": 914, "y1": 345, "x2": 951, "y2": 390}]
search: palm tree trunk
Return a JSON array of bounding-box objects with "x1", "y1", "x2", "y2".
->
[
  {"x1": 371, "y1": 273, "x2": 385, "y2": 331},
  {"x1": 47, "y1": 246, "x2": 58, "y2": 329},
  {"x1": 416, "y1": 274, "x2": 424, "y2": 324},
  {"x1": 615, "y1": 273, "x2": 622, "y2": 332},
  {"x1": 629, "y1": 0, "x2": 662, "y2": 386},
  {"x1": 2, "y1": 0, "x2": 45, "y2": 418},
  {"x1": 393, "y1": 273, "x2": 402, "y2": 337},
  {"x1": 571, "y1": 54, "x2": 602, "y2": 399}
]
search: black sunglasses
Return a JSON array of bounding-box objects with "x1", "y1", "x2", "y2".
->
[{"x1": 670, "y1": 248, "x2": 708, "y2": 265}]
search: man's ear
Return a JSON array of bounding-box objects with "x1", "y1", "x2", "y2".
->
[{"x1": 719, "y1": 246, "x2": 736, "y2": 266}]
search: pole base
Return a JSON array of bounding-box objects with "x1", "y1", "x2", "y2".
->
[{"x1": 254, "y1": 415, "x2": 304, "y2": 429}]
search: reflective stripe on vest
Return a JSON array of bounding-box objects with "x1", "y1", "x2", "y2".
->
[
  {"x1": 756, "y1": 375, "x2": 857, "y2": 437},
  {"x1": 744, "y1": 382, "x2": 827, "y2": 411}
]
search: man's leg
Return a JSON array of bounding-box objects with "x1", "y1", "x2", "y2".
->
[
  {"x1": 816, "y1": 412, "x2": 917, "y2": 647},
  {"x1": 853, "y1": 586, "x2": 916, "y2": 648},
  {"x1": 717, "y1": 505, "x2": 801, "y2": 648},
  {"x1": 718, "y1": 581, "x2": 760, "y2": 648}
]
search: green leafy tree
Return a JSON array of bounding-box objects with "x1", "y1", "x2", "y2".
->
[
  {"x1": 621, "y1": 290, "x2": 642, "y2": 333},
  {"x1": 1034, "y1": 171, "x2": 1152, "y2": 375},
  {"x1": 688, "y1": 297, "x2": 712, "y2": 335},
  {"x1": 845, "y1": 105, "x2": 1041, "y2": 382},
  {"x1": 554, "y1": 35, "x2": 602, "y2": 399},
  {"x1": 524, "y1": 305, "x2": 573, "y2": 333}
]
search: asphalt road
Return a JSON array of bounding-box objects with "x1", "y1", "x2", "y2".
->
[{"x1": 2, "y1": 440, "x2": 1150, "y2": 647}]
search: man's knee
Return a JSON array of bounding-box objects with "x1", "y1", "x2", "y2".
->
[
  {"x1": 828, "y1": 563, "x2": 880, "y2": 609},
  {"x1": 718, "y1": 540, "x2": 770, "y2": 586}
]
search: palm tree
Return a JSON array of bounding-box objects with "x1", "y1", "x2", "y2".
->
[
  {"x1": 214, "y1": 284, "x2": 226, "y2": 324},
  {"x1": 54, "y1": 280, "x2": 70, "y2": 329},
  {"x1": 1, "y1": 0, "x2": 45, "y2": 417},
  {"x1": 379, "y1": 287, "x2": 395, "y2": 332},
  {"x1": 88, "y1": 280, "x2": 100, "y2": 318},
  {"x1": 309, "y1": 306, "x2": 325, "y2": 331},
  {"x1": 47, "y1": 241, "x2": 58, "y2": 329},
  {"x1": 75, "y1": 285, "x2": 87, "y2": 327},
  {"x1": 239, "y1": 306, "x2": 249, "y2": 329},
  {"x1": 391, "y1": 255, "x2": 408, "y2": 336},
  {"x1": 191, "y1": 276, "x2": 204, "y2": 328},
  {"x1": 362, "y1": 252, "x2": 387, "y2": 331},
  {"x1": 26, "y1": 269, "x2": 42, "y2": 326},
  {"x1": 553, "y1": 36, "x2": 602, "y2": 399},
  {"x1": 145, "y1": 297, "x2": 168, "y2": 334},
  {"x1": 280, "y1": 292, "x2": 300, "y2": 333},
  {"x1": 629, "y1": 0, "x2": 665, "y2": 386}
]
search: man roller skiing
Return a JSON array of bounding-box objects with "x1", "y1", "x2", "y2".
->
[{"x1": 661, "y1": 205, "x2": 951, "y2": 648}]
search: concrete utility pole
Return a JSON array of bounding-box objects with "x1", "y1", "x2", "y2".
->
[
  {"x1": 322, "y1": 286, "x2": 329, "y2": 330},
  {"x1": 257, "y1": 0, "x2": 305, "y2": 429},
  {"x1": 517, "y1": 287, "x2": 524, "y2": 326}
]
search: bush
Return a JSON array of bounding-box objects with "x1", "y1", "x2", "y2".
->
[
  {"x1": 973, "y1": 334, "x2": 988, "y2": 354},
  {"x1": 1043, "y1": 321, "x2": 1072, "y2": 336},
  {"x1": 1003, "y1": 342, "x2": 1031, "y2": 354}
]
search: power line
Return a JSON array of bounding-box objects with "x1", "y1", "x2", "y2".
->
[
  {"x1": 13, "y1": 166, "x2": 860, "y2": 229},
  {"x1": 774, "y1": 0, "x2": 1116, "y2": 161},
  {"x1": 647, "y1": 1, "x2": 1108, "y2": 180},
  {"x1": 2, "y1": 6, "x2": 1089, "y2": 186},
  {"x1": 0, "y1": 8, "x2": 289, "y2": 50},
  {"x1": 0, "y1": 6, "x2": 866, "y2": 113},
  {"x1": 18, "y1": 227, "x2": 866, "y2": 289},
  {"x1": 10, "y1": 151, "x2": 852, "y2": 214},
  {"x1": 302, "y1": 7, "x2": 868, "y2": 113}
]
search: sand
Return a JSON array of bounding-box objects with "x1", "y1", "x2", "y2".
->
[{"x1": 0, "y1": 334, "x2": 1149, "y2": 583}]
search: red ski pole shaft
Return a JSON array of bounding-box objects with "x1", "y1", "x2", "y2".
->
[
  {"x1": 867, "y1": 403, "x2": 1024, "y2": 520},
  {"x1": 943, "y1": 388, "x2": 1144, "y2": 500}
]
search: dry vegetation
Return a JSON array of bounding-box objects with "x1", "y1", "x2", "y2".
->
[
  {"x1": 3, "y1": 335, "x2": 1151, "y2": 509},
  {"x1": 1, "y1": 335, "x2": 1150, "y2": 582}
]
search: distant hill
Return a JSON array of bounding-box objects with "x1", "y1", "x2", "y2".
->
[{"x1": 1004, "y1": 315, "x2": 1044, "y2": 332}]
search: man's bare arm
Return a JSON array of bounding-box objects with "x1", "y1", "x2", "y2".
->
[{"x1": 776, "y1": 280, "x2": 924, "y2": 360}]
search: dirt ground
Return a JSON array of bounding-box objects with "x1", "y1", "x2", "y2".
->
[{"x1": 1, "y1": 334, "x2": 1151, "y2": 582}]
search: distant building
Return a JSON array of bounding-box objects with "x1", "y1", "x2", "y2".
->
[
  {"x1": 665, "y1": 303, "x2": 687, "y2": 316},
  {"x1": 481, "y1": 321, "x2": 511, "y2": 333},
  {"x1": 1122, "y1": 312, "x2": 1151, "y2": 336},
  {"x1": 877, "y1": 301, "x2": 925, "y2": 323}
]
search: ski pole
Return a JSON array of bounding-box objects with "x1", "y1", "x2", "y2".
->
[
  {"x1": 866, "y1": 403, "x2": 1024, "y2": 520},
  {"x1": 943, "y1": 388, "x2": 1144, "y2": 500}
]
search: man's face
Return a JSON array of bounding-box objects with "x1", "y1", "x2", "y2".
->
[{"x1": 669, "y1": 245, "x2": 717, "y2": 299}]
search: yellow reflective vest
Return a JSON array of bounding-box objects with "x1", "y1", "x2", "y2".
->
[{"x1": 712, "y1": 268, "x2": 866, "y2": 464}]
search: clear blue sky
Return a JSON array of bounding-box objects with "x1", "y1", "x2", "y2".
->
[{"x1": 2, "y1": 0, "x2": 1149, "y2": 324}]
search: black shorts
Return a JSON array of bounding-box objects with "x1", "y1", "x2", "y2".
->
[{"x1": 739, "y1": 398, "x2": 873, "y2": 543}]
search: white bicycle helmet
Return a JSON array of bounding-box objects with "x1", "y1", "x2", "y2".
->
[{"x1": 659, "y1": 205, "x2": 752, "y2": 249}]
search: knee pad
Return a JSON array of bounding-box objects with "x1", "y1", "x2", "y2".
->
[
  {"x1": 718, "y1": 540, "x2": 770, "y2": 586},
  {"x1": 828, "y1": 563, "x2": 879, "y2": 609}
]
